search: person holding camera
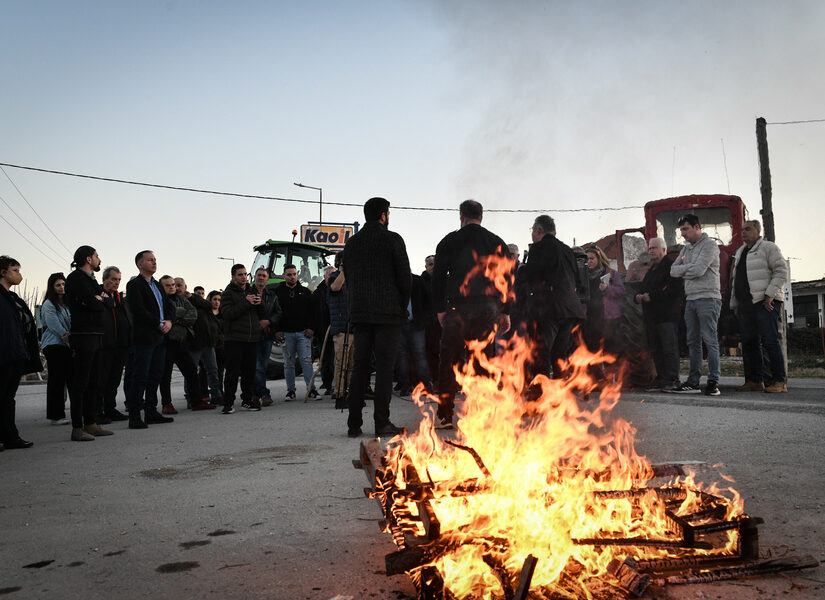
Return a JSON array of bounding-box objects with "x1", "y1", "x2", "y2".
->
[{"x1": 220, "y1": 263, "x2": 267, "y2": 414}]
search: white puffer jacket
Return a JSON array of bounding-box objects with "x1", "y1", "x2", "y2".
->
[{"x1": 729, "y1": 238, "x2": 788, "y2": 309}]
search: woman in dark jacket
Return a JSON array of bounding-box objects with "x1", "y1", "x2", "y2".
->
[
  {"x1": 40, "y1": 272, "x2": 72, "y2": 425},
  {"x1": 0, "y1": 256, "x2": 42, "y2": 449}
]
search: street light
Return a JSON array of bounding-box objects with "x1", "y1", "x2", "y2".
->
[
  {"x1": 217, "y1": 256, "x2": 234, "y2": 264},
  {"x1": 293, "y1": 182, "x2": 323, "y2": 226}
]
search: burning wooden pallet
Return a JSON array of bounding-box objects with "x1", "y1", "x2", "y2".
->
[{"x1": 355, "y1": 439, "x2": 818, "y2": 599}]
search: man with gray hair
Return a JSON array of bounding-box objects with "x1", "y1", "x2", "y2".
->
[
  {"x1": 96, "y1": 266, "x2": 131, "y2": 423},
  {"x1": 634, "y1": 238, "x2": 683, "y2": 392},
  {"x1": 730, "y1": 219, "x2": 788, "y2": 392}
]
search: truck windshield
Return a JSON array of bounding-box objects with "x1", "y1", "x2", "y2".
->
[
  {"x1": 291, "y1": 247, "x2": 328, "y2": 290},
  {"x1": 656, "y1": 208, "x2": 733, "y2": 248}
]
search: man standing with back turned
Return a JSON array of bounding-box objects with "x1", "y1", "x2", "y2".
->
[
  {"x1": 669, "y1": 214, "x2": 722, "y2": 396},
  {"x1": 432, "y1": 200, "x2": 511, "y2": 429},
  {"x1": 343, "y1": 197, "x2": 411, "y2": 438}
]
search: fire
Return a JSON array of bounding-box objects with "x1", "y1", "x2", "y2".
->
[{"x1": 383, "y1": 329, "x2": 745, "y2": 598}]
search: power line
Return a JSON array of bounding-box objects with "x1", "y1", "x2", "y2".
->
[
  {"x1": 0, "y1": 210, "x2": 66, "y2": 268},
  {"x1": 0, "y1": 161, "x2": 643, "y2": 214},
  {"x1": 0, "y1": 190, "x2": 69, "y2": 264},
  {"x1": 766, "y1": 118, "x2": 825, "y2": 125},
  {"x1": 0, "y1": 165, "x2": 74, "y2": 254}
]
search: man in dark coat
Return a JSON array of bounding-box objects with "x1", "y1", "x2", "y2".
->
[
  {"x1": 274, "y1": 264, "x2": 317, "y2": 401},
  {"x1": 431, "y1": 200, "x2": 511, "y2": 428},
  {"x1": 251, "y1": 267, "x2": 282, "y2": 406},
  {"x1": 342, "y1": 197, "x2": 411, "y2": 438},
  {"x1": 517, "y1": 215, "x2": 585, "y2": 382},
  {"x1": 96, "y1": 266, "x2": 131, "y2": 423},
  {"x1": 395, "y1": 273, "x2": 433, "y2": 395},
  {"x1": 634, "y1": 237, "x2": 683, "y2": 391},
  {"x1": 220, "y1": 263, "x2": 267, "y2": 414},
  {"x1": 123, "y1": 250, "x2": 175, "y2": 428},
  {"x1": 65, "y1": 245, "x2": 112, "y2": 440}
]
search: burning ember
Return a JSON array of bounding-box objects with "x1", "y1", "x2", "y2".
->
[{"x1": 354, "y1": 333, "x2": 818, "y2": 598}]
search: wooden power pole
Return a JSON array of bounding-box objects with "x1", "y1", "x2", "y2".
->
[{"x1": 756, "y1": 117, "x2": 775, "y2": 242}]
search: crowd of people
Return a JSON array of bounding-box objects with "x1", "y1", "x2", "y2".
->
[{"x1": 0, "y1": 199, "x2": 790, "y2": 448}]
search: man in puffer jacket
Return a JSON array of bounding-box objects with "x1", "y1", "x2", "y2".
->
[
  {"x1": 730, "y1": 220, "x2": 789, "y2": 393},
  {"x1": 220, "y1": 264, "x2": 267, "y2": 414},
  {"x1": 669, "y1": 214, "x2": 722, "y2": 396}
]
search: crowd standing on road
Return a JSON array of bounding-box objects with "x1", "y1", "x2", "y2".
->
[{"x1": 0, "y1": 200, "x2": 791, "y2": 448}]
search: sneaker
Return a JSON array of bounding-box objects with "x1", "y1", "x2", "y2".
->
[
  {"x1": 162, "y1": 403, "x2": 178, "y2": 415},
  {"x1": 644, "y1": 385, "x2": 662, "y2": 393},
  {"x1": 284, "y1": 390, "x2": 296, "y2": 402},
  {"x1": 221, "y1": 405, "x2": 235, "y2": 415},
  {"x1": 83, "y1": 423, "x2": 114, "y2": 436},
  {"x1": 669, "y1": 382, "x2": 701, "y2": 394},
  {"x1": 71, "y1": 427, "x2": 95, "y2": 441},
  {"x1": 307, "y1": 388, "x2": 320, "y2": 400},
  {"x1": 261, "y1": 395, "x2": 273, "y2": 407},
  {"x1": 764, "y1": 381, "x2": 788, "y2": 393},
  {"x1": 375, "y1": 422, "x2": 406, "y2": 437},
  {"x1": 434, "y1": 418, "x2": 454, "y2": 430},
  {"x1": 49, "y1": 418, "x2": 71, "y2": 426},
  {"x1": 704, "y1": 380, "x2": 721, "y2": 396},
  {"x1": 191, "y1": 400, "x2": 217, "y2": 411},
  {"x1": 241, "y1": 398, "x2": 262, "y2": 411}
]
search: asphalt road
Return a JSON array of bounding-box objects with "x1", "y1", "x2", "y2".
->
[{"x1": 1, "y1": 375, "x2": 823, "y2": 599}]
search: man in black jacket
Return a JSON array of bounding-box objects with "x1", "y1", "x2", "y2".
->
[
  {"x1": 432, "y1": 200, "x2": 511, "y2": 428},
  {"x1": 123, "y1": 250, "x2": 175, "y2": 428},
  {"x1": 220, "y1": 263, "x2": 267, "y2": 414},
  {"x1": 65, "y1": 245, "x2": 112, "y2": 441},
  {"x1": 251, "y1": 267, "x2": 282, "y2": 406},
  {"x1": 186, "y1": 279, "x2": 224, "y2": 406},
  {"x1": 343, "y1": 197, "x2": 411, "y2": 438},
  {"x1": 517, "y1": 215, "x2": 584, "y2": 383},
  {"x1": 634, "y1": 237, "x2": 683, "y2": 392},
  {"x1": 274, "y1": 265, "x2": 317, "y2": 401},
  {"x1": 395, "y1": 273, "x2": 433, "y2": 395},
  {"x1": 96, "y1": 266, "x2": 131, "y2": 423}
]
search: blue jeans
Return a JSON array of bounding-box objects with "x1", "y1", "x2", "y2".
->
[
  {"x1": 124, "y1": 336, "x2": 166, "y2": 417},
  {"x1": 254, "y1": 339, "x2": 274, "y2": 397},
  {"x1": 684, "y1": 298, "x2": 721, "y2": 385},
  {"x1": 396, "y1": 323, "x2": 432, "y2": 392},
  {"x1": 284, "y1": 332, "x2": 313, "y2": 392},
  {"x1": 739, "y1": 301, "x2": 785, "y2": 383}
]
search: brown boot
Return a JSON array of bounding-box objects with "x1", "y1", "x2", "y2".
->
[
  {"x1": 84, "y1": 423, "x2": 114, "y2": 436},
  {"x1": 736, "y1": 381, "x2": 765, "y2": 392},
  {"x1": 71, "y1": 427, "x2": 95, "y2": 441},
  {"x1": 764, "y1": 381, "x2": 788, "y2": 393}
]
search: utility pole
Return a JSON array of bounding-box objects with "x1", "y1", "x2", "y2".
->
[
  {"x1": 755, "y1": 116, "x2": 787, "y2": 375},
  {"x1": 755, "y1": 117, "x2": 775, "y2": 242}
]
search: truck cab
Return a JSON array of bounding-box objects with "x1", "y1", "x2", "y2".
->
[{"x1": 250, "y1": 240, "x2": 335, "y2": 291}]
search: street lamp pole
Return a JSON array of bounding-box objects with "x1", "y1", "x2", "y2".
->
[{"x1": 293, "y1": 182, "x2": 323, "y2": 226}]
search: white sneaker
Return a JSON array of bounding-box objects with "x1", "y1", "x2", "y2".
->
[{"x1": 50, "y1": 418, "x2": 71, "y2": 425}]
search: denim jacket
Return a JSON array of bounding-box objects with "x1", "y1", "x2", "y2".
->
[{"x1": 41, "y1": 299, "x2": 71, "y2": 349}]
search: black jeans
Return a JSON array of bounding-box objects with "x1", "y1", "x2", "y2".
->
[
  {"x1": 347, "y1": 323, "x2": 401, "y2": 431},
  {"x1": 223, "y1": 341, "x2": 257, "y2": 406},
  {"x1": 437, "y1": 300, "x2": 499, "y2": 420},
  {"x1": 645, "y1": 319, "x2": 680, "y2": 387},
  {"x1": 69, "y1": 334, "x2": 103, "y2": 428},
  {"x1": 531, "y1": 317, "x2": 578, "y2": 381},
  {"x1": 0, "y1": 360, "x2": 24, "y2": 443},
  {"x1": 43, "y1": 344, "x2": 72, "y2": 420},
  {"x1": 160, "y1": 340, "x2": 201, "y2": 406},
  {"x1": 97, "y1": 345, "x2": 128, "y2": 414}
]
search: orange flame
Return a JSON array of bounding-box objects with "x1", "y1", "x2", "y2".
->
[{"x1": 390, "y1": 328, "x2": 744, "y2": 598}]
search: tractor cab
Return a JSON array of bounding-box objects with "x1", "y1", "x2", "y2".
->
[{"x1": 250, "y1": 240, "x2": 335, "y2": 291}]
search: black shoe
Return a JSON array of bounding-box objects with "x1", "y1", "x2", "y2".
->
[
  {"x1": 105, "y1": 409, "x2": 129, "y2": 422},
  {"x1": 96, "y1": 413, "x2": 113, "y2": 425},
  {"x1": 284, "y1": 390, "x2": 296, "y2": 402},
  {"x1": 146, "y1": 412, "x2": 174, "y2": 424},
  {"x1": 308, "y1": 388, "x2": 320, "y2": 400},
  {"x1": 374, "y1": 422, "x2": 406, "y2": 437},
  {"x1": 704, "y1": 380, "x2": 721, "y2": 396},
  {"x1": 670, "y1": 382, "x2": 701, "y2": 394},
  {"x1": 221, "y1": 405, "x2": 235, "y2": 415},
  {"x1": 3, "y1": 438, "x2": 34, "y2": 449},
  {"x1": 128, "y1": 418, "x2": 148, "y2": 430},
  {"x1": 347, "y1": 427, "x2": 362, "y2": 438}
]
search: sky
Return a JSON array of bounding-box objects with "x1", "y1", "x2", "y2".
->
[{"x1": 2, "y1": 0, "x2": 824, "y2": 302}]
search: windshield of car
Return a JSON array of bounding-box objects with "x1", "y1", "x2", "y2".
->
[{"x1": 656, "y1": 207, "x2": 733, "y2": 248}]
